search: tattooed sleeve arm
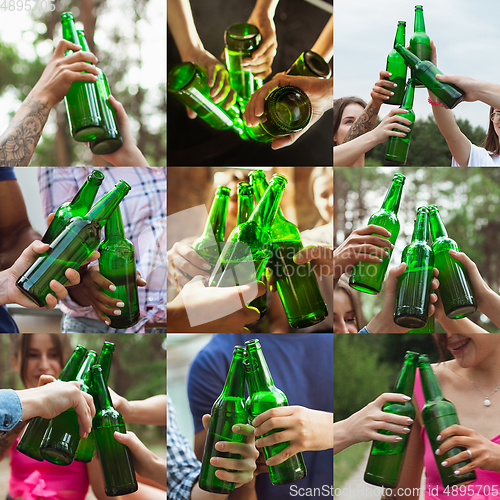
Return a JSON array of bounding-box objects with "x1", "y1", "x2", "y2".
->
[{"x1": 342, "y1": 99, "x2": 380, "y2": 144}]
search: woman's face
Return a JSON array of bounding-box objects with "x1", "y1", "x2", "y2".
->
[
  {"x1": 313, "y1": 174, "x2": 333, "y2": 224},
  {"x1": 447, "y1": 333, "x2": 500, "y2": 369},
  {"x1": 334, "y1": 103, "x2": 364, "y2": 145},
  {"x1": 12, "y1": 334, "x2": 62, "y2": 389},
  {"x1": 492, "y1": 108, "x2": 500, "y2": 139},
  {"x1": 333, "y1": 289, "x2": 358, "y2": 333}
]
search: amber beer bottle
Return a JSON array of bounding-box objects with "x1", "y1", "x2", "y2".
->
[
  {"x1": 409, "y1": 5, "x2": 431, "y2": 88},
  {"x1": 385, "y1": 21, "x2": 407, "y2": 105}
]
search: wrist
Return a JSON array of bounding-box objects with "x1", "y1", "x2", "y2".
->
[
  {"x1": 250, "y1": 0, "x2": 278, "y2": 18},
  {"x1": 29, "y1": 84, "x2": 56, "y2": 110},
  {"x1": 0, "y1": 270, "x2": 10, "y2": 306}
]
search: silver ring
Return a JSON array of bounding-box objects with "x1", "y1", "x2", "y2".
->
[{"x1": 466, "y1": 448, "x2": 472, "y2": 459}]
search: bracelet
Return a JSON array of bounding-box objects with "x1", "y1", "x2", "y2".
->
[{"x1": 428, "y1": 97, "x2": 442, "y2": 107}]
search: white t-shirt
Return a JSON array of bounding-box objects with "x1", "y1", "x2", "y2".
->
[{"x1": 452, "y1": 141, "x2": 500, "y2": 166}]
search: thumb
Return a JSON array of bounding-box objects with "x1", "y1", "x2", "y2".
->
[
  {"x1": 202, "y1": 414, "x2": 211, "y2": 431},
  {"x1": 37, "y1": 374, "x2": 57, "y2": 387},
  {"x1": 293, "y1": 245, "x2": 319, "y2": 264},
  {"x1": 385, "y1": 263, "x2": 407, "y2": 295}
]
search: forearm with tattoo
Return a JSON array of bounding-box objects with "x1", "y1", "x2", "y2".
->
[
  {"x1": 0, "y1": 423, "x2": 24, "y2": 461},
  {"x1": 342, "y1": 102, "x2": 379, "y2": 144}
]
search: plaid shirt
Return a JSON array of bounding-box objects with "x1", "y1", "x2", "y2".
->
[
  {"x1": 167, "y1": 395, "x2": 201, "y2": 500},
  {"x1": 38, "y1": 167, "x2": 166, "y2": 332}
]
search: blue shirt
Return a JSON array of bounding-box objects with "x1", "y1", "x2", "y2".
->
[
  {"x1": 0, "y1": 389, "x2": 22, "y2": 435},
  {"x1": 188, "y1": 334, "x2": 334, "y2": 499}
]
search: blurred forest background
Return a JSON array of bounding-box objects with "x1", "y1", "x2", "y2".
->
[
  {"x1": 334, "y1": 167, "x2": 500, "y2": 333},
  {"x1": 0, "y1": 0, "x2": 166, "y2": 166}
]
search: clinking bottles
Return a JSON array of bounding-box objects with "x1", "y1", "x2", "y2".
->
[
  {"x1": 39, "y1": 350, "x2": 97, "y2": 465},
  {"x1": 364, "y1": 351, "x2": 418, "y2": 487},
  {"x1": 42, "y1": 170, "x2": 104, "y2": 244},
  {"x1": 394, "y1": 207, "x2": 434, "y2": 329},
  {"x1": 245, "y1": 339, "x2": 307, "y2": 485},
  {"x1": 192, "y1": 186, "x2": 231, "y2": 273},
  {"x1": 99, "y1": 206, "x2": 140, "y2": 329},
  {"x1": 249, "y1": 170, "x2": 328, "y2": 328},
  {"x1": 244, "y1": 86, "x2": 312, "y2": 143},
  {"x1": 61, "y1": 13, "x2": 104, "y2": 142},
  {"x1": 395, "y1": 44, "x2": 464, "y2": 109},
  {"x1": 16, "y1": 180, "x2": 131, "y2": 307},
  {"x1": 349, "y1": 173, "x2": 405, "y2": 295},
  {"x1": 385, "y1": 21, "x2": 407, "y2": 105},
  {"x1": 427, "y1": 205, "x2": 477, "y2": 319},
  {"x1": 286, "y1": 51, "x2": 331, "y2": 79},
  {"x1": 199, "y1": 346, "x2": 248, "y2": 494},
  {"x1": 89, "y1": 365, "x2": 138, "y2": 496},
  {"x1": 210, "y1": 175, "x2": 286, "y2": 288},
  {"x1": 16, "y1": 345, "x2": 88, "y2": 461},
  {"x1": 385, "y1": 79, "x2": 416, "y2": 165},
  {"x1": 409, "y1": 5, "x2": 431, "y2": 88},
  {"x1": 418, "y1": 355, "x2": 476, "y2": 486}
]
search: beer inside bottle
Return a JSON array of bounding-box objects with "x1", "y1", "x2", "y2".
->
[
  {"x1": 61, "y1": 12, "x2": 105, "y2": 142},
  {"x1": 16, "y1": 181, "x2": 131, "y2": 307},
  {"x1": 42, "y1": 170, "x2": 104, "y2": 244},
  {"x1": 409, "y1": 5, "x2": 431, "y2": 88},
  {"x1": 349, "y1": 173, "x2": 405, "y2": 294},
  {"x1": 428, "y1": 205, "x2": 477, "y2": 319},
  {"x1": 99, "y1": 206, "x2": 140, "y2": 329},
  {"x1": 419, "y1": 355, "x2": 476, "y2": 486},
  {"x1": 286, "y1": 50, "x2": 331, "y2": 79},
  {"x1": 199, "y1": 346, "x2": 247, "y2": 494},
  {"x1": 245, "y1": 339, "x2": 307, "y2": 485},
  {"x1": 16, "y1": 345, "x2": 87, "y2": 461},
  {"x1": 245, "y1": 86, "x2": 312, "y2": 143},
  {"x1": 385, "y1": 21, "x2": 407, "y2": 105}
]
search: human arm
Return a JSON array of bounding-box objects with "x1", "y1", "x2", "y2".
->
[
  {"x1": 0, "y1": 40, "x2": 98, "y2": 167},
  {"x1": 110, "y1": 393, "x2": 166, "y2": 426},
  {"x1": 436, "y1": 75, "x2": 500, "y2": 109},
  {"x1": 311, "y1": 14, "x2": 333, "y2": 62},
  {"x1": 434, "y1": 292, "x2": 489, "y2": 333}
]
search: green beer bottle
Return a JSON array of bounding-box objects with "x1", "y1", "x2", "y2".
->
[
  {"x1": 349, "y1": 173, "x2": 405, "y2": 294},
  {"x1": 39, "y1": 350, "x2": 97, "y2": 465},
  {"x1": 89, "y1": 365, "x2": 138, "y2": 496},
  {"x1": 224, "y1": 23, "x2": 262, "y2": 105},
  {"x1": 199, "y1": 346, "x2": 248, "y2": 494},
  {"x1": 210, "y1": 175, "x2": 286, "y2": 288},
  {"x1": 245, "y1": 339, "x2": 307, "y2": 485},
  {"x1": 42, "y1": 170, "x2": 105, "y2": 244},
  {"x1": 409, "y1": 5, "x2": 431, "y2": 88},
  {"x1": 385, "y1": 79, "x2": 416, "y2": 165},
  {"x1": 168, "y1": 62, "x2": 248, "y2": 139},
  {"x1": 16, "y1": 180, "x2": 131, "y2": 308},
  {"x1": 61, "y1": 13, "x2": 105, "y2": 142},
  {"x1": 418, "y1": 355, "x2": 477, "y2": 486},
  {"x1": 244, "y1": 86, "x2": 312, "y2": 143},
  {"x1": 385, "y1": 21, "x2": 407, "y2": 105},
  {"x1": 286, "y1": 51, "x2": 331, "y2": 79},
  {"x1": 76, "y1": 30, "x2": 123, "y2": 155},
  {"x1": 394, "y1": 207, "x2": 434, "y2": 329},
  {"x1": 249, "y1": 170, "x2": 328, "y2": 328},
  {"x1": 236, "y1": 182, "x2": 267, "y2": 319},
  {"x1": 395, "y1": 44, "x2": 464, "y2": 109},
  {"x1": 16, "y1": 345, "x2": 87, "y2": 461},
  {"x1": 364, "y1": 351, "x2": 419, "y2": 487},
  {"x1": 97, "y1": 341, "x2": 115, "y2": 383},
  {"x1": 428, "y1": 205, "x2": 477, "y2": 319},
  {"x1": 99, "y1": 206, "x2": 140, "y2": 329},
  {"x1": 192, "y1": 186, "x2": 231, "y2": 273}
]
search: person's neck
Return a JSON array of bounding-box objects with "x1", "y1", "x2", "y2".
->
[{"x1": 450, "y1": 352, "x2": 500, "y2": 390}]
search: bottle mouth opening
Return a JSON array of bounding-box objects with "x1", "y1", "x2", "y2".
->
[
  {"x1": 216, "y1": 186, "x2": 231, "y2": 196},
  {"x1": 91, "y1": 171, "x2": 105, "y2": 180},
  {"x1": 304, "y1": 51, "x2": 331, "y2": 78},
  {"x1": 245, "y1": 339, "x2": 261, "y2": 352}
]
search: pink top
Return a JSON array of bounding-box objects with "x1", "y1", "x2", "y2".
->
[
  {"x1": 415, "y1": 370, "x2": 500, "y2": 499},
  {"x1": 9, "y1": 438, "x2": 89, "y2": 500}
]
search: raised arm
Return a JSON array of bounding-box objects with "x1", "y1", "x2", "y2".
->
[{"x1": 311, "y1": 14, "x2": 333, "y2": 62}]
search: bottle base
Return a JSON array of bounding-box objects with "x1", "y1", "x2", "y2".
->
[
  {"x1": 384, "y1": 158, "x2": 405, "y2": 166},
  {"x1": 16, "y1": 447, "x2": 44, "y2": 462},
  {"x1": 73, "y1": 126, "x2": 106, "y2": 142},
  {"x1": 15, "y1": 281, "x2": 45, "y2": 308},
  {"x1": 349, "y1": 281, "x2": 380, "y2": 295},
  {"x1": 446, "y1": 304, "x2": 477, "y2": 319},
  {"x1": 394, "y1": 314, "x2": 427, "y2": 329},
  {"x1": 270, "y1": 471, "x2": 307, "y2": 485},
  {"x1": 104, "y1": 482, "x2": 139, "y2": 496},
  {"x1": 198, "y1": 483, "x2": 234, "y2": 495},
  {"x1": 90, "y1": 137, "x2": 123, "y2": 155},
  {"x1": 39, "y1": 447, "x2": 73, "y2": 466},
  {"x1": 108, "y1": 312, "x2": 141, "y2": 329},
  {"x1": 289, "y1": 309, "x2": 328, "y2": 329},
  {"x1": 363, "y1": 472, "x2": 397, "y2": 488}
]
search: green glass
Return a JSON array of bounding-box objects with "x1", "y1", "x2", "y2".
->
[
  {"x1": 395, "y1": 44, "x2": 464, "y2": 109},
  {"x1": 99, "y1": 206, "x2": 140, "y2": 329},
  {"x1": 419, "y1": 355, "x2": 477, "y2": 486},
  {"x1": 192, "y1": 186, "x2": 231, "y2": 273},
  {"x1": 385, "y1": 21, "x2": 407, "y2": 105},
  {"x1": 245, "y1": 339, "x2": 307, "y2": 485},
  {"x1": 40, "y1": 351, "x2": 97, "y2": 465},
  {"x1": 89, "y1": 365, "x2": 138, "y2": 496},
  {"x1": 210, "y1": 176, "x2": 287, "y2": 288},
  {"x1": 364, "y1": 351, "x2": 419, "y2": 487},
  {"x1": 236, "y1": 182, "x2": 267, "y2": 319},
  {"x1": 245, "y1": 86, "x2": 312, "y2": 143},
  {"x1": 286, "y1": 51, "x2": 331, "y2": 79},
  {"x1": 224, "y1": 23, "x2": 262, "y2": 105},
  {"x1": 42, "y1": 170, "x2": 104, "y2": 244},
  {"x1": 199, "y1": 346, "x2": 248, "y2": 494},
  {"x1": 394, "y1": 207, "x2": 434, "y2": 329},
  {"x1": 16, "y1": 345, "x2": 87, "y2": 461},
  {"x1": 385, "y1": 79, "x2": 416, "y2": 165},
  {"x1": 75, "y1": 31, "x2": 123, "y2": 155},
  {"x1": 428, "y1": 205, "x2": 477, "y2": 319},
  {"x1": 16, "y1": 181, "x2": 131, "y2": 308},
  {"x1": 168, "y1": 62, "x2": 248, "y2": 139},
  {"x1": 250, "y1": 170, "x2": 328, "y2": 328},
  {"x1": 96, "y1": 341, "x2": 115, "y2": 384},
  {"x1": 61, "y1": 13, "x2": 105, "y2": 142},
  {"x1": 407, "y1": 314, "x2": 435, "y2": 333},
  {"x1": 349, "y1": 174, "x2": 405, "y2": 294},
  {"x1": 409, "y1": 5, "x2": 431, "y2": 88}
]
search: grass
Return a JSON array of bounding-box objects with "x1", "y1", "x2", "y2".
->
[{"x1": 334, "y1": 441, "x2": 370, "y2": 488}]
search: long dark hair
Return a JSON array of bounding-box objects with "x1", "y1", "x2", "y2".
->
[
  {"x1": 333, "y1": 96, "x2": 367, "y2": 146},
  {"x1": 483, "y1": 107, "x2": 500, "y2": 157},
  {"x1": 432, "y1": 334, "x2": 448, "y2": 363}
]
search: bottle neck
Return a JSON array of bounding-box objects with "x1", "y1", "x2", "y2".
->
[
  {"x1": 245, "y1": 342, "x2": 275, "y2": 393},
  {"x1": 75, "y1": 351, "x2": 97, "y2": 385},
  {"x1": 221, "y1": 349, "x2": 246, "y2": 398},
  {"x1": 89, "y1": 366, "x2": 115, "y2": 413},
  {"x1": 419, "y1": 359, "x2": 444, "y2": 401},
  {"x1": 70, "y1": 174, "x2": 102, "y2": 212},
  {"x1": 58, "y1": 346, "x2": 87, "y2": 382},
  {"x1": 380, "y1": 177, "x2": 405, "y2": 214},
  {"x1": 97, "y1": 343, "x2": 115, "y2": 385},
  {"x1": 104, "y1": 206, "x2": 126, "y2": 241},
  {"x1": 202, "y1": 189, "x2": 229, "y2": 242},
  {"x1": 394, "y1": 22, "x2": 406, "y2": 47},
  {"x1": 61, "y1": 16, "x2": 78, "y2": 45},
  {"x1": 395, "y1": 44, "x2": 420, "y2": 69},
  {"x1": 428, "y1": 210, "x2": 448, "y2": 240},
  {"x1": 401, "y1": 80, "x2": 415, "y2": 110},
  {"x1": 248, "y1": 174, "x2": 286, "y2": 227},
  {"x1": 76, "y1": 30, "x2": 91, "y2": 52},
  {"x1": 237, "y1": 192, "x2": 254, "y2": 226},
  {"x1": 393, "y1": 353, "x2": 418, "y2": 396},
  {"x1": 85, "y1": 181, "x2": 130, "y2": 228},
  {"x1": 414, "y1": 7, "x2": 426, "y2": 33},
  {"x1": 411, "y1": 209, "x2": 429, "y2": 243}
]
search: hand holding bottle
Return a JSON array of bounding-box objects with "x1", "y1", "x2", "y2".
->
[
  {"x1": 371, "y1": 70, "x2": 399, "y2": 107},
  {"x1": 167, "y1": 241, "x2": 212, "y2": 289},
  {"x1": 372, "y1": 107, "x2": 412, "y2": 144},
  {"x1": 293, "y1": 244, "x2": 334, "y2": 277}
]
